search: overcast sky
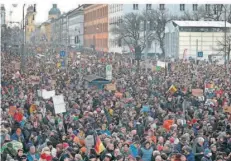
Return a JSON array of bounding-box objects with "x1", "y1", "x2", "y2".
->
[
  {"x1": 4, "y1": 2, "x2": 80, "y2": 24},
  {"x1": 3, "y1": 0, "x2": 229, "y2": 25}
]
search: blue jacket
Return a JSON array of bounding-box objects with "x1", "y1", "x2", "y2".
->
[
  {"x1": 140, "y1": 147, "x2": 153, "y2": 161},
  {"x1": 186, "y1": 152, "x2": 195, "y2": 161},
  {"x1": 130, "y1": 144, "x2": 139, "y2": 158},
  {"x1": 100, "y1": 130, "x2": 111, "y2": 136},
  {"x1": 27, "y1": 153, "x2": 40, "y2": 161},
  {"x1": 11, "y1": 133, "x2": 25, "y2": 142}
]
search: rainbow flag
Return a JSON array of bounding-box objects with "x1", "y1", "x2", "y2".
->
[
  {"x1": 94, "y1": 136, "x2": 105, "y2": 154},
  {"x1": 167, "y1": 85, "x2": 177, "y2": 94}
]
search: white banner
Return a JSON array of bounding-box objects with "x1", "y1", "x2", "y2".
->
[
  {"x1": 42, "y1": 90, "x2": 55, "y2": 99},
  {"x1": 106, "y1": 65, "x2": 112, "y2": 80},
  {"x1": 52, "y1": 94, "x2": 66, "y2": 114},
  {"x1": 157, "y1": 61, "x2": 166, "y2": 68}
]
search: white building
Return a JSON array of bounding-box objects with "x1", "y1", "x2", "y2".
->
[
  {"x1": 67, "y1": 6, "x2": 84, "y2": 49},
  {"x1": 108, "y1": 4, "x2": 226, "y2": 55},
  {"x1": 165, "y1": 21, "x2": 231, "y2": 59}
]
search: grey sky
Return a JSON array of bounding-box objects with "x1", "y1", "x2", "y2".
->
[{"x1": 4, "y1": 2, "x2": 80, "y2": 24}]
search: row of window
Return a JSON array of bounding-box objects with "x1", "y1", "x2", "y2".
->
[
  {"x1": 179, "y1": 27, "x2": 225, "y2": 32},
  {"x1": 84, "y1": 38, "x2": 108, "y2": 48},
  {"x1": 85, "y1": 6, "x2": 108, "y2": 22},
  {"x1": 109, "y1": 4, "x2": 123, "y2": 13},
  {"x1": 84, "y1": 23, "x2": 108, "y2": 34},
  {"x1": 109, "y1": 16, "x2": 123, "y2": 25},
  {"x1": 132, "y1": 4, "x2": 222, "y2": 12}
]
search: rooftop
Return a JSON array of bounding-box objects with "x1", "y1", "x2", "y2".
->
[{"x1": 173, "y1": 21, "x2": 231, "y2": 28}]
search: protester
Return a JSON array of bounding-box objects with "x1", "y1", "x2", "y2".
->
[{"x1": 1, "y1": 51, "x2": 231, "y2": 161}]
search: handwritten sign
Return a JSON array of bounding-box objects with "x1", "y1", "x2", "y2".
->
[
  {"x1": 192, "y1": 89, "x2": 204, "y2": 96},
  {"x1": 105, "y1": 83, "x2": 116, "y2": 91},
  {"x1": 223, "y1": 106, "x2": 231, "y2": 114}
]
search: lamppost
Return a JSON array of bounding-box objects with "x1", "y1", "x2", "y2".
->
[
  {"x1": 21, "y1": 4, "x2": 26, "y2": 73},
  {"x1": 223, "y1": 4, "x2": 229, "y2": 75}
]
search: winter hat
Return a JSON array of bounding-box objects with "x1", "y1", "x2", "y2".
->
[{"x1": 204, "y1": 148, "x2": 211, "y2": 155}]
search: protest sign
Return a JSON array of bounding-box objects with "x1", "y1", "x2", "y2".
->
[
  {"x1": 105, "y1": 83, "x2": 116, "y2": 91},
  {"x1": 223, "y1": 106, "x2": 231, "y2": 114},
  {"x1": 52, "y1": 94, "x2": 66, "y2": 114},
  {"x1": 9, "y1": 106, "x2": 17, "y2": 116},
  {"x1": 37, "y1": 90, "x2": 42, "y2": 97},
  {"x1": 42, "y1": 90, "x2": 55, "y2": 99},
  {"x1": 29, "y1": 76, "x2": 40, "y2": 85},
  {"x1": 192, "y1": 89, "x2": 204, "y2": 96},
  {"x1": 115, "y1": 92, "x2": 123, "y2": 98},
  {"x1": 106, "y1": 65, "x2": 112, "y2": 80},
  {"x1": 141, "y1": 105, "x2": 150, "y2": 112},
  {"x1": 157, "y1": 61, "x2": 166, "y2": 68}
]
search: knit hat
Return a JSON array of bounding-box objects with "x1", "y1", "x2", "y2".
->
[{"x1": 204, "y1": 148, "x2": 211, "y2": 155}]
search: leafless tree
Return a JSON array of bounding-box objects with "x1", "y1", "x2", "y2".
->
[
  {"x1": 144, "y1": 9, "x2": 176, "y2": 57},
  {"x1": 180, "y1": 4, "x2": 231, "y2": 22},
  {"x1": 111, "y1": 12, "x2": 153, "y2": 53}
]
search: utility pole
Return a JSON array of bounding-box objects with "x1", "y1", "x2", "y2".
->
[
  {"x1": 224, "y1": 6, "x2": 229, "y2": 75},
  {"x1": 144, "y1": 14, "x2": 148, "y2": 73},
  {"x1": 196, "y1": 39, "x2": 198, "y2": 77},
  {"x1": 21, "y1": 4, "x2": 26, "y2": 73}
]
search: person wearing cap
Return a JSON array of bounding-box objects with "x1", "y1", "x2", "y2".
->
[
  {"x1": 104, "y1": 153, "x2": 112, "y2": 161},
  {"x1": 201, "y1": 148, "x2": 212, "y2": 161},
  {"x1": 140, "y1": 141, "x2": 153, "y2": 161}
]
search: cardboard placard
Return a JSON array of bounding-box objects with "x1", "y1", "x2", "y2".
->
[
  {"x1": 192, "y1": 89, "x2": 204, "y2": 96},
  {"x1": 9, "y1": 106, "x2": 17, "y2": 116},
  {"x1": 105, "y1": 83, "x2": 116, "y2": 91},
  {"x1": 52, "y1": 94, "x2": 66, "y2": 114},
  {"x1": 223, "y1": 106, "x2": 231, "y2": 114},
  {"x1": 115, "y1": 92, "x2": 123, "y2": 98},
  {"x1": 42, "y1": 90, "x2": 55, "y2": 99}
]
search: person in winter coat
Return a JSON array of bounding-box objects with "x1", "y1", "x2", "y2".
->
[
  {"x1": 15, "y1": 149, "x2": 28, "y2": 161},
  {"x1": 27, "y1": 145, "x2": 40, "y2": 161},
  {"x1": 129, "y1": 142, "x2": 140, "y2": 158},
  {"x1": 11, "y1": 128, "x2": 25, "y2": 143},
  {"x1": 140, "y1": 141, "x2": 153, "y2": 161},
  {"x1": 182, "y1": 146, "x2": 195, "y2": 161},
  {"x1": 201, "y1": 149, "x2": 212, "y2": 161},
  {"x1": 195, "y1": 137, "x2": 205, "y2": 161}
]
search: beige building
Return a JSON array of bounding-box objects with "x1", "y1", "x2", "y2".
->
[{"x1": 25, "y1": 5, "x2": 36, "y2": 43}]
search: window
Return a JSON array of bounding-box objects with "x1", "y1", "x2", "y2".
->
[
  {"x1": 146, "y1": 4, "x2": 152, "y2": 10},
  {"x1": 205, "y1": 4, "x2": 210, "y2": 11},
  {"x1": 159, "y1": 4, "x2": 165, "y2": 10},
  {"x1": 180, "y1": 4, "x2": 185, "y2": 11},
  {"x1": 133, "y1": 4, "x2": 138, "y2": 10},
  {"x1": 193, "y1": 4, "x2": 198, "y2": 11}
]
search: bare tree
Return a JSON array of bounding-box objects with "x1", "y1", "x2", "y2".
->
[
  {"x1": 181, "y1": 4, "x2": 231, "y2": 22},
  {"x1": 111, "y1": 12, "x2": 153, "y2": 53},
  {"x1": 144, "y1": 9, "x2": 176, "y2": 58}
]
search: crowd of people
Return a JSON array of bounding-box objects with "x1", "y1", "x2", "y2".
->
[{"x1": 1, "y1": 50, "x2": 231, "y2": 161}]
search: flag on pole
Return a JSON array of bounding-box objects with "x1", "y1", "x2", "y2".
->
[
  {"x1": 167, "y1": 85, "x2": 177, "y2": 94},
  {"x1": 94, "y1": 135, "x2": 105, "y2": 154}
]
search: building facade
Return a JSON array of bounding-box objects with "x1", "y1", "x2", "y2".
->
[
  {"x1": 25, "y1": 5, "x2": 36, "y2": 43},
  {"x1": 84, "y1": 4, "x2": 109, "y2": 52},
  {"x1": 48, "y1": 4, "x2": 61, "y2": 19},
  {"x1": 68, "y1": 6, "x2": 84, "y2": 49},
  {"x1": 108, "y1": 4, "x2": 226, "y2": 55},
  {"x1": 165, "y1": 20, "x2": 231, "y2": 59}
]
